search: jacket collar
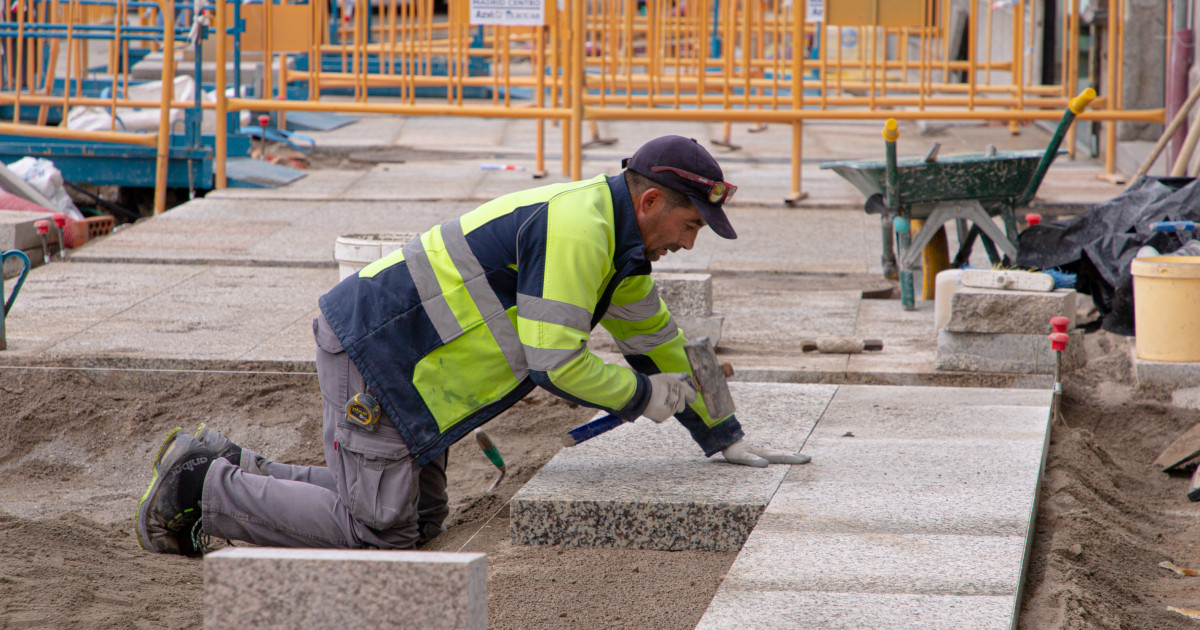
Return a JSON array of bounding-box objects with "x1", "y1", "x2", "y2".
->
[{"x1": 607, "y1": 174, "x2": 649, "y2": 267}]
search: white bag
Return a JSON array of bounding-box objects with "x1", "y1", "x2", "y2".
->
[
  {"x1": 64, "y1": 75, "x2": 195, "y2": 133},
  {"x1": 6, "y1": 157, "x2": 83, "y2": 220}
]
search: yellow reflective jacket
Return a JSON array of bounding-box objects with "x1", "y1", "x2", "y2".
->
[{"x1": 319, "y1": 174, "x2": 743, "y2": 464}]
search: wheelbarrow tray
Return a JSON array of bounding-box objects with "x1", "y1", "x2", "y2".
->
[{"x1": 820, "y1": 149, "x2": 1064, "y2": 211}]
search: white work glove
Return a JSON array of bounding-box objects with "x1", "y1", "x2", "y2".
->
[
  {"x1": 643, "y1": 372, "x2": 697, "y2": 423},
  {"x1": 722, "y1": 438, "x2": 812, "y2": 468}
]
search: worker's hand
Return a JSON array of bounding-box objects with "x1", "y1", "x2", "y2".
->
[
  {"x1": 643, "y1": 373, "x2": 697, "y2": 423},
  {"x1": 722, "y1": 438, "x2": 811, "y2": 468}
]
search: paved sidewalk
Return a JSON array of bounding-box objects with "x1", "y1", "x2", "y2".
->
[
  {"x1": 0, "y1": 114, "x2": 1088, "y2": 629},
  {"x1": 696, "y1": 385, "x2": 1051, "y2": 630},
  {"x1": 2, "y1": 117, "x2": 1119, "y2": 385}
]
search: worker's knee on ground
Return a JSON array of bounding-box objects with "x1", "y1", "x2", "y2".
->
[{"x1": 418, "y1": 521, "x2": 447, "y2": 545}]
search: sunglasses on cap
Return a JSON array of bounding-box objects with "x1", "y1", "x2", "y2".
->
[{"x1": 650, "y1": 166, "x2": 737, "y2": 205}]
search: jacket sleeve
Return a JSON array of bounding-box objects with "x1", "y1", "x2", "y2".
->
[
  {"x1": 514, "y1": 192, "x2": 651, "y2": 420},
  {"x1": 599, "y1": 274, "x2": 743, "y2": 456}
]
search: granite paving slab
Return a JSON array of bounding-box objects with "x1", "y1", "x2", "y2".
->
[
  {"x1": 695, "y1": 591, "x2": 1015, "y2": 630},
  {"x1": 510, "y1": 382, "x2": 837, "y2": 551},
  {"x1": 69, "y1": 198, "x2": 475, "y2": 267},
  {"x1": 205, "y1": 169, "x2": 369, "y2": 200},
  {"x1": 0, "y1": 262, "x2": 332, "y2": 366},
  {"x1": 204, "y1": 547, "x2": 485, "y2": 630},
  {"x1": 697, "y1": 384, "x2": 1052, "y2": 629},
  {"x1": 344, "y1": 163, "x2": 487, "y2": 201}
]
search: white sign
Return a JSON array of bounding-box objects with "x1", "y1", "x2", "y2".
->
[
  {"x1": 806, "y1": 0, "x2": 825, "y2": 23},
  {"x1": 470, "y1": 0, "x2": 544, "y2": 26}
]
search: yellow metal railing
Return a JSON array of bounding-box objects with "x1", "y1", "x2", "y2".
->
[
  {"x1": 4, "y1": 0, "x2": 1166, "y2": 208},
  {"x1": 0, "y1": 0, "x2": 185, "y2": 213}
]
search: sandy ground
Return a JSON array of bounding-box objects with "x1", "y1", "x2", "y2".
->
[
  {"x1": 0, "y1": 370, "x2": 733, "y2": 629},
  {"x1": 4, "y1": 329, "x2": 1200, "y2": 628}
]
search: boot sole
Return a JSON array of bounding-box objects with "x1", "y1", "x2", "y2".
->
[{"x1": 136, "y1": 427, "x2": 183, "y2": 552}]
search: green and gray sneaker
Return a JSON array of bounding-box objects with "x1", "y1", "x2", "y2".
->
[
  {"x1": 194, "y1": 423, "x2": 243, "y2": 467},
  {"x1": 136, "y1": 430, "x2": 215, "y2": 556}
]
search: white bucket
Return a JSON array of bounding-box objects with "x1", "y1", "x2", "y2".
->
[
  {"x1": 932, "y1": 268, "x2": 962, "y2": 333},
  {"x1": 334, "y1": 233, "x2": 418, "y2": 281}
]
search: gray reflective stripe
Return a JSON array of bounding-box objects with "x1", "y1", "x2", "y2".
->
[
  {"x1": 604, "y1": 286, "x2": 662, "y2": 322},
  {"x1": 402, "y1": 236, "x2": 464, "y2": 344},
  {"x1": 517, "y1": 293, "x2": 591, "y2": 332},
  {"x1": 441, "y1": 220, "x2": 529, "y2": 381},
  {"x1": 524, "y1": 344, "x2": 586, "y2": 372},
  {"x1": 613, "y1": 317, "x2": 680, "y2": 355}
]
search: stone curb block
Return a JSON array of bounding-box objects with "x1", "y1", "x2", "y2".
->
[
  {"x1": 945, "y1": 287, "x2": 1076, "y2": 335},
  {"x1": 204, "y1": 548, "x2": 486, "y2": 629},
  {"x1": 936, "y1": 329, "x2": 1085, "y2": 374}
]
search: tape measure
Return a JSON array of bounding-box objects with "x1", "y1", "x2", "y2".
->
[{"x1": 346, "y1": 393, "x2": 382, "y2": 431}]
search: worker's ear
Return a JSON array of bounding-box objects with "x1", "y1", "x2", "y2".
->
[{"x1": 634, "y1": 187, "x2": 665, "y2": 217}]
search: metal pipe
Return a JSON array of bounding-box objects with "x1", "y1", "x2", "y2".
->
[
  {"x1": 215, "y1": 0, "x2": 227, "y2": 188},
  {"x1": 0, "y1": 121, "x2": 158, "y2": 145},
  {"x1": 153, "y1": 0, "x2": 175, "y2": 214}
]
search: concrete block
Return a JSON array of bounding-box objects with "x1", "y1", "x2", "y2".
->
[
  {"x1": 1173, "y1": 387, "x2": 1200, "y2": 411},
  {"x1": 945, "y1": 287, "x2": 1076, "y2": 334},
  {"x1": 2, "y1": 245, "x2": 49, "y2": 280},
  {"x1": 936, "y1": 328, "x2": 1086, "y2": 374},
  {"x1": 819, "y1": 382, "x2": 1053, "y2": 409},
  {"x1": 204, "y1": 547, "x2": 486, "y2": 630},
  {"x1": 653, "y1": 272, "x2": 712, "y2": 316},
  {"x1": 675, "y1": 314, "x2": 725, "y2": 345},
  {"x1": 696, "y1": 591, "x2": 1014, "y2": 630},
  {"x1": 812, "y1": 385, "x2": 1052, "y2": 441},
  {"x1": 721, "y1": 528, "x2": 1024, "y2": 595},
  {"x1": 590, "y1": 313, "x2": 724, "y2": 352},
  {"x1": 1133, "y1": 348, "x2": 1200, "y2": 391},
  {"x1": 796, "y1": 437, "x2": 1045, "y2": 488},
  {"x1": 510, "y1": 383, "x2": 835, "y2": 550},
  {"x1": 0, "y1": 209, "x2": 56, "y2": 251}
]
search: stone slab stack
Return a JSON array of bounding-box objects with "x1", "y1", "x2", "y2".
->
[
  {"x1": 0, "y1": 209, "x2": 57, "y2": 278},
  {"x1": 204, "y1": 548, "x2": 486, "y2": 630},
  {"x1": 936, "y1": 286, "x2": 1084, "y2": 374},
  {"x1": 591, "y1": 271, "x2": 724, "y2": 351}
]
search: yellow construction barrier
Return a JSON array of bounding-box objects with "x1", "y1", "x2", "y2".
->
[
  {"x1": 4, "y1": 0, "x2": 1156, "y2": 206},
  {"x1": 0, "y1": 0, "x2": 185, "y2": 213}
]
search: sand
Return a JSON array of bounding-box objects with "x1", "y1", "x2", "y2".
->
[
  {"x1": 0, "y1": 369, "x2": 732, "y2": 629},
  {"x1": 3, "y1": 331, "x2": 1200, "y2": 628}
]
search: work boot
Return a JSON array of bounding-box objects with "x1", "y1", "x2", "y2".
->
[
  {"x1": 136, "y1": 429, "x2": 215, "y2": 556},
  {"x1": 193, "y1": 423, "x2": 242, "y2": 467}
]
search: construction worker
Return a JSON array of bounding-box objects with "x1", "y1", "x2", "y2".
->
[{"x1": 136, "y1": 135, "x2": 810, "y2": 556}]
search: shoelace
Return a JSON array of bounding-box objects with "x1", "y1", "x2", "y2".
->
[{"x1": 189, "y1": 520, "x2": 212, "y2": 554}]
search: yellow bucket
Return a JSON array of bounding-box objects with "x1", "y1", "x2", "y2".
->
[{"x1": 1131, "y1": 256, "x2": 1200, "y2": 361}]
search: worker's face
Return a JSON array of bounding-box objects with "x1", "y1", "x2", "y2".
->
[{"x1": 634, "y1": 188, "x2": 706, "y2": 262}]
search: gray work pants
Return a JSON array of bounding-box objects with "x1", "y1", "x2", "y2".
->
[{"x1": 201, "y1": 316, "x2": 449, "y2": 549}]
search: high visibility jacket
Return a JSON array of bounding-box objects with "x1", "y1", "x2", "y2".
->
[{"x1": 319, "y1": 174, "x2": 744, "y2": 465}]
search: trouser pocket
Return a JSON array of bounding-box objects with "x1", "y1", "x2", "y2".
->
[{"x1": 335, "y1": 422, "x2": 419, "y2": 532}]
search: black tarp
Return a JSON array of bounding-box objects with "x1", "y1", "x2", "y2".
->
[{"x1": 1015, "y1": 176, "x2": 1200, "y2": 335}]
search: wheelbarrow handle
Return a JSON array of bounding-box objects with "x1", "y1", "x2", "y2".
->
[
  {"x1": 882, "y1": 118, "x2": 900, "y2": 142},
  {"x1": 883, "y1": 118, "x2": 900, "y2": 214},
  {"x1": 1015, "y1": 87, "x2": 1097, "y2": 208},
  {"x1": 1069, "y1": 88, "x2": 1096, "y2": 115},
  {"x1": 2, "y1": 249, "x2": 30, "y2": 317}
]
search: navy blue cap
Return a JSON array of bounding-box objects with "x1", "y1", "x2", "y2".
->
[{"x1": 621, "y1": 136, "x2": 737, "y2": 239}]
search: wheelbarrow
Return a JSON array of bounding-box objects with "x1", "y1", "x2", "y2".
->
[
  {"x1": 820, "y1": 88, "x2": 1096, "y2": 310},
  {"x1": 2, "y1": 249, "x2": 31, "y2": 350}
]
